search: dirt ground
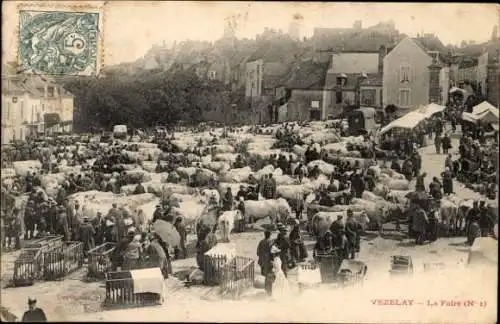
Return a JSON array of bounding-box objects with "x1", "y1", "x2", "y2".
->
[{"x1": 1, "y1": 136, "x2": 497, "y2": 323}]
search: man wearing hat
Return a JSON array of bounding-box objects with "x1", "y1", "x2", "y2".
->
[
  {"x1": 330, "y1": 214, "x2": 345, "y2": 249},
  {"x1": 174, "y1": 217, "x2": 187, "y2": 260},
  {"x1": 79, "y1": 215, "x2": 95, "y2": 258},
  {"x1": 152, "y1": 204, "x2": 163, "y2": 223},
  {"x1": 274, "y1": 224, "x2": 290, "y2": 276},
  {"x1": 478, "y1": 201, "x2": 494, "y2": 237},
  {"x1": 345, "y1": 210, "x2": 361, "y2": 259},
  {"x1": 122, "y1": 227, "x2": 141, "y2": 270},
  {"x1": 289, "y1": 219, "x2": 306, "y2": 265},
  {"x1": 21, "y1": 298, "x2": 46, "y2": 322}
]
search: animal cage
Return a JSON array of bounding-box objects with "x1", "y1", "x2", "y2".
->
[
  {"x1": 423, "y1": 262, "x2": 446, "y2": 272},
  {"x1": 337, "y1": 259, "x2": 367, "y2": 287},
  {"x1": 87, "y1": 242, "x2": 117, "y2": 280},
  {"x1": 203, "y1": 254, "x2": 230, "y2": 286},
  {"x1": 389, "y1": 255, "x2": 413, "y2": 275},
  {"x1": 104, "y1": 269, "x2": 163, "y2": 309},
  {"x1": 42, "y1": 241, "x2": 84, "y2": 281},
  {"x1": 219, "y1": 256, "x2": 255, "y2": 298},
  {"x1": 13, "y1": 248, "x2": 43, "y2": 286},
  {"x1": 315, "y1": 252, "x2": 342, "y2": 283}
]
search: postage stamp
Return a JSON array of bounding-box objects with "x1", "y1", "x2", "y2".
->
[{"x1": 17, "y1": 8, "x2": 103, "y2": 76}]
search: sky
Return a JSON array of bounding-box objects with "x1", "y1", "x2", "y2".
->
[{"x1": 2, "y1": 1, "x2": 499, "y2": 65}]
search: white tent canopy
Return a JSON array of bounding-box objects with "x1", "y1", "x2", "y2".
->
[
  {"x1": 417, "y1": 103, "x2": 446, "y2": 118},
  {"x1": 379, "y1": 111, "x2": 427, "y2": 135},
  {"x1": 463, "y1": 101, "x2": 500, "y2": 126},
  {"x1": 472, "y1": 101, "x2": 498, "y2": 116}
]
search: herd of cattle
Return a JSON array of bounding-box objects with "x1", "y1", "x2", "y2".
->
[{"x1": 1, "y1": 121, "x2": 497, "y2": 244}]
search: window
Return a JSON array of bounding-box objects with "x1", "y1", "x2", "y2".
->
[
  {"x1": 336, "y1": 91, "x2": 343, "y2": 104},
  {"x1": 311, "y1": 100, "x2": 320, "y2": 109},
  {"x1": 48, "y1": 86, "x2": 55, "y2": 97},
  {"x1": 399, "y1": 64, "x2": 411, "y2": 83},
  {"x1": 398, "y1": 89, "x2": 411, "y2": 107},
  {"x1": 360, "y1": 89, "x2": 376, "y2": 106}
]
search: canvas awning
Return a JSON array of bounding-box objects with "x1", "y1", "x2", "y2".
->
[
  {"x1": 472, "y1": 101, "x2": 498, "y2": 116},
  {"x1": 417, "y1": 103, "x2": 446, "y2": 118},
  {"x1": 379, "y1": 111, "x2": 427, "y2": 135}
]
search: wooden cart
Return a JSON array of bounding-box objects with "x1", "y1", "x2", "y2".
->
[
  {"x1": 104, "y1": 268, "x2": 164, "y2": 309},
  {"x1": 87, "y1": 242, "x2": 117, "y2": 280},
  {"x1": 389, "y1": 255, "x2": 413, "y2": 276},
  {"x1": 42, "y1": 241, "x2": 84, "y2": 281},
  {"x1": 13, "y1": 236, "x2": 64, "y2": 286}
]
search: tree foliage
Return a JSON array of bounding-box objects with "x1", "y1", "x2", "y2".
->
[{"x1": 64, "y1": 70, "x2": 244, "y2": 132}]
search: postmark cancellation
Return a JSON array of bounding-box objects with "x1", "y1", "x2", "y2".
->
[{"x1": 17, "y1": 5, "x2": 103, "y2": 76}]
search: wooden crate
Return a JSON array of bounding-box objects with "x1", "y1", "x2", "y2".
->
[
  {"x1": 203, "y1": 254, "x2": 230, "y2": 286},
  {"x1": 104, "y1": 270, "x2": 162, "y2": 309},
  {"x1": 220, "y1": 256, "x2": 255, "y2": 298},
  {"x1": 13, "y1": 248, "x2": 43, "y2": 286},
  {"x1": 88, "y1": 242, "x2": 117, "y2": 280},
  {"x1": 42, "y1": 241, "x2": 84, "y2": 281}
]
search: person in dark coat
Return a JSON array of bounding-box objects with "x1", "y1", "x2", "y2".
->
[
  {"x1": 429, "y1": 177, "x2": 443, "y2": 200},
  {"x1": 56, "y1": 208, "x2": 70, "y2": 241},
  {"x1": 256, "y1": 230, "x2": 274, "y2": 276},
  {"x1": 222, "y1": 188, "x2": 233, "y2": 211},
  {"x1": 22, "y1": 298, "x2": 46, "y2": 322},
  {"x1": 345, "y1": 210, "x2": 361, "y2": 259},
  {"x1": 133, "y1": 182, "x2": 146, "y2": 195},
  {"x1": 465, "y1": 201, "x2": 480, "y2": 238},
  {"x1": 330, "y1": 215, "x2": 345, "y2": 249},
  {"x1": 145, "y1": 233, "x2": 169, "y2": 278},
  {"x1": 390, "y1": 157, "x2": 401, "y2": 173},
  {"x1": 236, "y1": 185, "x2": 247, "y2": 201},
  {"x1": 173, "y1": 217, "x2": 187, "y2": 259},
  {"x1": 434, "y1": 135, "x2": 442, "y2": 154},
  {"x1": 288, "y1": 219, "x2": 306, "y2": 265},
  {"x1": 24, "y1": 200, "x2": 36, "y2": 240},
  {"x1": 442, "y1": 134, "x2": 452, "y2": 154},
  {"x1": 402, "y1": 159, "x2": 413, "y2": 182},
  {"x1": 467, "y1": 215, "x2": 481, "y2": 246},
  {"x1": 152, "y1": 205, "x2": 163, "y2": 223},
  {"x1": 478, "y1": 201, "x2": 494, "y2": 237},
  {"x1": 441, "y1": 167, "x2": 454, "y2": 195},
  {"x1": 78, "y1": 216, "x2": 96, "y2": 257},
  {"x1": 412, "y1": 205, "x2": 428, "y2": 245},
  {"x1": 274, "y1": 224, "x2": 290, "y2": 276},
  {"x1": 415, "y1": 172, "x2": 427, "y2": 192}
]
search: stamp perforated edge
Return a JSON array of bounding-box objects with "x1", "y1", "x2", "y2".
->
[{"x1": 14, "y1": 1, "x2": 107, "y2": 76}]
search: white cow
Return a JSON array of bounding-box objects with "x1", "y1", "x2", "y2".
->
[{"x1": 217, "y1": 210, "x2": 243, "y2": 242}]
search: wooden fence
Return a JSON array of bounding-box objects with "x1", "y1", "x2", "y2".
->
[
  {"x1": 42, "y1": 241, "x2": 84, "y2": 281},
  {"x1": 104, "y1": 270, "x2": 162, "y2": 309},
  {"x1": 87, "y1": 242, "x2": 117, "y2": 280}
]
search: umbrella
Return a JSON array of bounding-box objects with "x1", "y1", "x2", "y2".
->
[{"x1": 152, "y1": 219, "x2": 180, "y2": 247}]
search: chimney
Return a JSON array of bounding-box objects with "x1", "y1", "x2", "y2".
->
[
  {"x1": 378, "y1": 45, "x2": 387, "y2": 74},
  {"x1": 428, "y1": 59, "x2": 442, "y2": 104}
]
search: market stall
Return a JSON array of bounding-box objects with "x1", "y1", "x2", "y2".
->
[{"x1": 379, "y1": 111, "x2": 427, "y2": 136}]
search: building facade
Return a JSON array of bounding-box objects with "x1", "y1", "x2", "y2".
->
[
  {"x1": 1, "y1": 65, "x2": 74, "y2": 144},
  {"x1": 383, "y1": 37, "x2": 434, "y2": 110},
  {"x1": 323, "y1": 52, "x2": 381, "y2": 117},
  {"x1": 245, "y1": 59, "x2": 264, "y2": 97}
]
